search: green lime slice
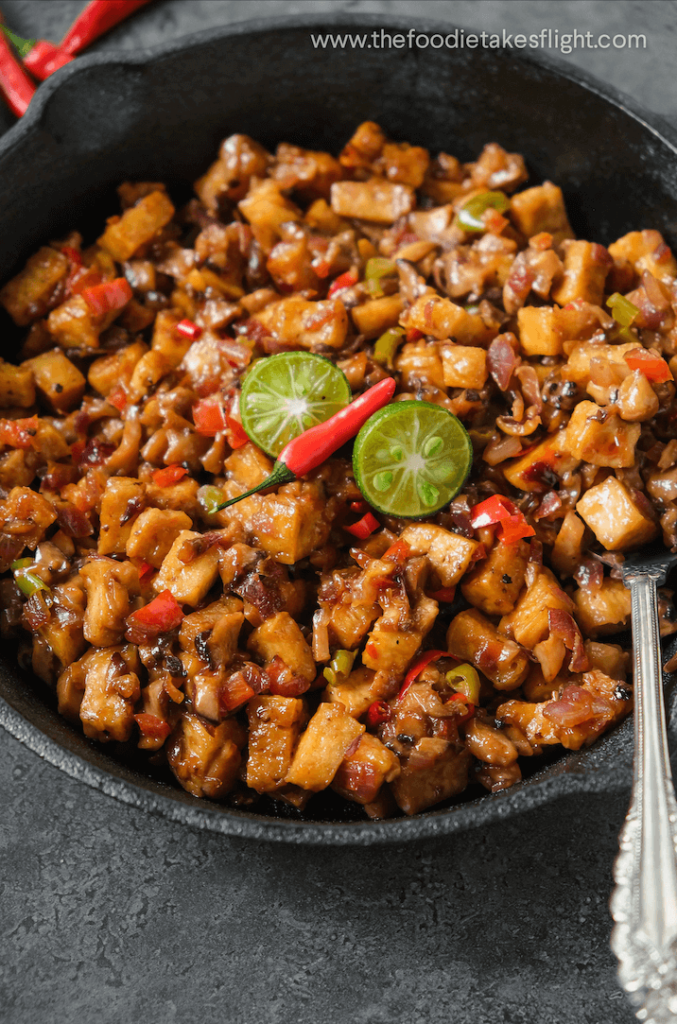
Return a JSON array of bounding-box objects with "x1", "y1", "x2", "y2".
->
[
  {"x1": 239, "y1": 351, "x2": 351, "y2": 457},
  {"x1": 353, "y1": 400, "x2": 473, "y2": 518}
]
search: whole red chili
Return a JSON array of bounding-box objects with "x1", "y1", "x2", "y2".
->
[
  {"x1": 60, "y1": 1, "x2": 154, "y2": 54},
  {"x1": 0, "y1": 28, "x2": 35, "y2": 116},
  {"x1": 217, "y1": 376, "x2": 396, "y2": 510}
]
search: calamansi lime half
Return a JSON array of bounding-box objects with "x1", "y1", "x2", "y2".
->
[{"x1": 353, "y1": 400, "x2": 473, "y2": 518}]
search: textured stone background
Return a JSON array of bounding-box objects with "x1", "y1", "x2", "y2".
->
[{"x1": 1, "y1": 2, "x2": 676, "y2": 1022}]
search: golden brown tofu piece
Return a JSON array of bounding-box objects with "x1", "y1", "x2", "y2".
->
[
  {"x1": 324, "y1": 666, "x2": 390, "y2": 717},
  {"x1": 38, "y1": 575, "x2": 87, "y2": 674},
  {"x1": 441, "y1": 344, "x2": 488, "y2": 389},
  {"x1": 562, "y1": 341, "x2": 637, "y2": 387},
  {"x1": 573, "y1": 578, "x2": 631, "y2": 637},
  {"x1": 461, "y1": 540, "x2": 529, "y2": 616},
  {"x1": 616, "y1": 369, "x2": 660, "y2": 422},
  {"x1": 351, "y1": 294, "x2": 403, "y2": 339},
  {"x1": 551, "y1": 241, "x2": 611, "y2": 306},
  {"x1": 402, "y1": 293, "x2": 494, "y2": 345},
  {"x1": 500, "y1": 567, "x2": 575, "y2": 650},
  {"x1": 608, "y1": 229, "x2": 677, "y2": 283},
  {"x1": 447, "y1": 608, "x2": 529, "y2": 690},
  {"x1": 517, "y1": 306, "x2": 563, "y2": 357},
  {"x1": 196, "y1": 133, "x2": 270, "y2": 211},
  {"x1": 332, "y1": 733, "x2": 400, "y2": 805},
  {"x1": 97, "y1": 477, "x2": 146, "y2": 556},
  {"x1": 465, "y1": 718, "x2": 519, "y2": 766},
  {"x1": 246, "y1": 695, "x2": 307, "y2": 793},
  {"x1": 395, "y1": 340, "x2": 446, "y2": 390},
  {"x1": 150, "y1": 309, "x2": 190, "y2": 369},
  {"x1": 224, "y1": 442, "x2": 273, "y2": 488},
  {"x1": 251, "y1": 295, "x2": 348, "y2": 351},
  {"x1": 565, "y1": 401, "x2": 640, "y2": 468},
  {"x1": 98, "y1": 190, "x2": 175, "y2": 261},
  {"x1": 391, "y1": 740, "x2": 471, "y2": 815},
  {"x1": 273, "y1": 142, "x2": 344, "y2": 199},
  {"x1": 509, "y1": 181, "x2": 573, "y2": 243},
  {"x1": 80, "y1": 557, "x2": 138, "y2": 647},
  {"x1": 125, "y1": 507, "x2": 193, "y2": 567},
  {"x1": 224, "y1": 482, "x2": 331, "y2": 565},
  {"x1": 238, "y1": 178, "x2": 301, "y2": 252},
  {"x1": 399, "y1": 524, "x2": 480, "y2": 587},
  {"x1": 0, "y1": 359, "x2": 35, "y2": 408},
  {"x1": 247, "y1": 611, "x2": 316, "y2": 681},
  {"x1": 78, "y1": 646, "x2": 140, "y2": 743},
  {"x1": 285, "y1": 701, "x2": 365, "y2": 791},
  {"x1": 576, "y1": 476, "x2": 658, "y2": 551},
  {"x1": 153, "y1": 530, "x2": 220, "y2": 607},
  {"x1": 551, "y1": 510, "x2": 586, "y2": 576},
  {"x1": 502, "y1": 430, "x2": 579, "y2": 493},
  {"x1": 22, "y1": 349, "x2": 85, "y2": 412},
  {"x1": 0, "y1": 246, "x2": 68, "y2": 325},
  {"x1": 179, "y1": 595, "x2": 244, "y2": 665},
  {"x1": 47, "y1": 295, "x2": 109, "y2": 350},
  {"x1": 88, "y1": 339, "x2": 148, "y2": 397},
  {"x1": 167, "y1": 714, "x2": 243, "y2": 799},
  {"x1": 330, "y1": 179, "x2": 414, "y2": 223}
]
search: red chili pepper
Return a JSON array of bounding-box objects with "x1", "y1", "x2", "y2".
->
[
  {"x1": 134, "y1": 713, "x2": 171, "y2": 741},
  {"x1": 152, "y1": 464, "x2": 187, "y2": 487},
  {"x1": 137, "y1": 560, "x2": 154, "y2": 583},
  {"x1": 81, "y1": 277, "x2": 132, "y2": 316},
  {"x1": 397, "y1": 649, "x2": 451, "y2": 702},
  {"x1": 428, "y1": 586, "x2": 457, "y2": 602},
  {"x1": 67, "y1": 265, "x2": 103, "y2": 298},
  {"x1": 0, "y1": 28, "x2": 35, "y2": 116},
  {"x1": 349, "y1": 500, "x2": 367, "y2": 512},
  {"x1": 176, "y1": 318, "x2": 203, "y2": 341},
  {"x1": 193, "y1": 396, "x2": 227, "y2": 436},
  {"x1": 365, "y1": 700, "x2": 393, "y2": 728},
  {"x1": 448, "y1": 692, "x2": 475, "y2": 723},
  {"x1": 469, "y1": 494, "x2": 517, "y2": 528},
  {"x1": 624, "y1": 348, "x2": 673, "y2": 383},
  {"x1": 328, "y1": 270, "x2": 358, "y2": 298},
  {"x1": 498, "y1": 513, "x2": 536, "y2": 544},
  {"x1": 219, "y1": 674, "x2": 255, "y2": 714},
  {"x1": 108, "y1": 386, "x2": 127, "y2": 412},
  {"x1": 225, "y1": 415, "x2": 249, "y2": 449},
  {"x1": 23, "y1": 40, "x2": 73, "y2": 80},
  {"x1": 125, "y1": 590, "x2": 184, "y2": 643},
  {"x1": 383, "y1": 539, "x2": 411, "y2": 564},
  {"x1": 62, "y1": 1, "x2": 154, "y2": 54},
  {"x1": 406, "y1": 327, "x2": 424, "y2": 342},
  {"x1": 0, "y1": 415, "x2": 38, "y2": 449},
  {"x1": 60, "y1": 245, "x2": 82, "y2": 265},
  {"x1": 346, "y1": 511, "x2": 379, "y2": 539},
  {"x1": 217, "y1": 376, "x2": 396, "y2": 510}
]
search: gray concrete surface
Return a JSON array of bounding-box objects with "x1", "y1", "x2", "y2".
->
[{"x1": 2, "y1": 2, "x2": 677, "y2": 1022}]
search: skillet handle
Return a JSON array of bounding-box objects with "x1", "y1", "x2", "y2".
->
[{"x1": 610, "y1": 569, "x2": 677, "y2": 1022}]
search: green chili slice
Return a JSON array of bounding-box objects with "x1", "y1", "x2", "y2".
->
[
  {"x1": 373, "y1": 326, "x2": 405, "y2": 368},
  {"x1": 607, "y1": 292, "x2": 639, "y2": 328},
  {"x1": 365, "y1": 257, "x2": 397, "y2": 297},
  {"x1": 458, "y1": 191, "x2": 509, "y2": 233}
]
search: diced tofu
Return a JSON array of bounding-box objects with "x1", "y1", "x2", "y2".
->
[
  {"x1": 238, "y1": 178, "x2": 302, "y2": 252},
  {"x1": 254, "y1": 295, "x2": 349, "y2": 352},
  {"x1": 362, "y1": 596, "x2": 437, "y2": 680},
  {"x1": 150, "y1": 309, "x2": 191, "y2": 369},
  {"x1": 0, "y1": 487, "x2": 57, "y2": 568},
  {"x1": 608, "y1": 229, "x2": 677, "y2": 283},
  {"x1": 78, "y1": 646, "x2": 140, "y2": 743},
  {"x1": 128, "y1": 349, "x2": 171, "y2": 399},
  {"x1": 400, "y1": 524, "x2": 480, "y2": 587},
  {"x1": 47, "y1": 295, "x2": 106, "y2": 349},
  {"x1": 38, "y1": 576, "x2": 87, "y2": 673},
  {"x1": 0, "y1": 246, "x2": 68, "y2": 325},
  {"x1": 517, "y1": 306, "x2": 563, "y2": 356},
  {"x1": 509, "y1": 182, "x2": 573, "y2": 243},
  {"x1": 391, "y1": 741, "x2": 471, "y2": 816},
  {"x1": 499, "y1": 567, "x2": 575, "y2": 649},
  {"x1": 273, "y1": 142, "x2": 344, "y2": 199},
  {"x1": 195, "y1": 133, "x2": 270, "y2": 212},
  {"x1": 224, "y1": 482, "x2": 331, "y2": 564},
  {"x1": 573, "y1": 578, "x2": 631, "y2": 636},
  {"x1": 585, "y1": 640, "x2": 627, "y2": 680},
  {"x1": 402, "y1": 294, "x2": 494, "y2": 345},
  {"x1": 80, "y1": 558, "x2": 138, "y2": 647},
  {"x1": 330, "y1": 179, "x2": 414, "y2": 223},
  {"x1": 97, "y1": 477, "x2": 146, "y2": 556},
  {"x1": 224, "y1": 442, "x2": 273, "y2": 488},
  {"x1": 395, "y1": 340, "x2": 446, "y2": 390},
  {"x1": 332, "y1": 733, "x2": 400, "y2": 804},
  {"x1": 447, "y1": 609, "x2": 529, "y2": 689},
  {"x1": 126, "y1": 507, "x2": 193, "y2": 567},
  {"x1": 551, "y1": 510, "x2": 586, "y2": 576},
  {"x1": 88, "y1": 339, "x2": 148, "y2": 397},
  {"x1": 0, "y1": 359, "x2": 35, "y2": 408},
  {"x1": 167, "y1": 714, "x2": 243, "y2": 798},
  {"x1": 247, "y1": 611, "x2": 316, "y2": 681},
  {"x1": 562, "y1": 341, "x2": 637, "y2": 386},
  {"x1": 153, "y1": 530, "x2": 220, "y2": 607},
  {"x1": 324, "y1": 666, "x2": 390, "y2": 717},
  {"x1": 285, "y1": 701, "x2": 365, "y2": 791},
  {"x1": 98, "y1": 190, "x2": 175, "y2": 261},
  {"x1": 564, "y1": 401, "x2": 640, "y2": 467},
  {"x1": 179, "y1": 595, "x2": 244, "y2": 665},
  {"x1": 246, "y1": 695, "x2": 307, "y2": 793},
  {"x1": 441, "y1": 344, "x2": 488, "y2": 389},
  {"x1": 577, "y1": 476, "x2": 658, "y2": 551},
  {"x1": 551, "y1": 241, "x2": 611, "y2": 306},
  {"x1": 351, "y1": 294, "x2": 403, "y2": 339},
  {"x1": 461, "y1": 539, "x2": 529, "y2": 615},
  {"x1": 616, "y1": 370, "x2": 660, "y2": 422},
  {"x1": 145, "y1": 476, "x2": 201, "y2": 519},
  {"x1": 22, "y1": 349, "x2": 85, "y2": 412}
]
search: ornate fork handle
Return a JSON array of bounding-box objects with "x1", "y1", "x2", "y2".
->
[{"x1": 611, "y1": 564, "x2": 677, "y2": 1022}]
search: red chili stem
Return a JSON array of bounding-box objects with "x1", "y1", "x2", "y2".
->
[
  {"x1": 61, "y1": 0, "x2": 154, "y2": 54},
  {"x1": 0, "y1": 30, "x2": 35, "y2": 116}
]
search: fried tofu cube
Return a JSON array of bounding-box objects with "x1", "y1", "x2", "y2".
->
[
  {"x1": 330, "y1": 179, "x2": 414, "y2": 223},
  {"x1": 98, "y1": 190, "x2": 175, "y2": 261},
  {"x1": 402, "y1": 294, "x2": 494, "y2": 345},
  {"x1": 395, "y1": 339, "x2": 446, "y2": 390},
  {"x1": 98, "y1": 477, "x2": 146, "y2": 556},
  {"x1": 153, "y1": 530, "x2": 219, "y2": 607},
  {"x1": 224, "y1": 442, "x2": 273, "y2": 489},
  {"x1": 565, "y1": 401, "x2": 640, "y2": 467},
  {"x1": 80, "y1": 558, "x2": 139, "y2": 647},
  {"x1": 47, "y1": 295, "x2": 104, "y2": 349},
  {"x1": 167, "y1": 714, "x2": 243, "y2": 798},
  {"x1": 0, "y1": 359, "x2": 35, "y2": 408},
  {"x1": 126, "y1": 507, "x2": 193, "y2": 567},
  {"x1": 195, "y1": 133, "x2": 270, "y2": 212},
  {"x1": 391, "y1": 741, "x2": 471, "y2": 816},
  {"x1": 324, "y1": 666, "x2": 390, "y2": 717},
  {"x1": 332, "y1": 733, "x2": 400, "y2": 804},
  {"x1": 400, "y1": 524, "x2": 480, "y2": 587},
  {"x1": 87, "y1": 339, "x2": 148, "y2": 397},
  {"x1": 447, "y1": 609, "x2": 529, "y2": 689},
  {"x1": 0, "y1": 246, "x2": 68, "y2": 325},
  {"x1": 551, "y1": 240, "x2": 611, "y2": 306},
  {"x1": 251, "y1": 295, "x2": 348, "y2": 351},
  {"x1": 441, "y1": 344, "x2": 488, "y2": 389},
  {"x1": 576, "y1": 476, "x2": 657, "y2": 551},
  {"x1": 562, "y1": 342, "x2": 637, "y2": 387},
  {"x1": 351, "y1": 294, "x2": 403, "y2": 339},
  {"x1": 78, "y1": 646, "x2": 140, "y2": 743},
  {"x1": 246, "y1": 695, "x2": 307, "y2": 793},
  {"x1": 285, "y1": 701, "x2": 365, "y2": 791},
  {"x1": 551, "y1": 510, "x2": 586, "y2": 576},
  {"x1": 247, "y1": 611, "x2": 316, "y2": 681},
  {"x1": 500, "y1": 567, "x2": 575, "y2": 650},
  {"x1": 509, "y1": 182, "x2": 573, "y2": 243},
  {"x1": 573, "y1": 578, "x2": 631, "y2": 637},
  {"x1": 461, "y1": 539, "x2": 529, "y2": 616},
  {"x1": 150, "y1": 309, "x2": 190, "y2": 368},
  {"x1": 608, "y1": 229, "x2": 677, "y2": 283},
  {"x1": 238, "y1": 178, "x2": 302, "y2": 252},
  {"x1": 225, "y1": 482, "x2": 331, "y2": 564},
  {"x1": 517, "y1": 306, "x2": 563, "y2": 356},
  {"x1": 23, "y1": 349, "x2": 85, "y2": 412}
]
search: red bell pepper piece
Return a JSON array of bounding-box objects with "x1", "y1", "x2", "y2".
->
[
  {"x1": 406, "y1": 328, "x2": 424, "y2": 342},
  {"x1": 624, "y1": 348, "x2": 673, "y2": 383},
  {"x1": 428, "y1": 586, "x2": 457, "y2": 602},
  {"x1": 193, "y1": 397, "x2": 227, "y2": 436},
  {"x1": 107, "y1": 386, "x2": 127, "y2": 412},
  {"x1": 225, "y1": 415, "x2": 249, "y2": 449},
  {"x1": 365, "y1": 700, "x2": 393, "y2": 728},
  {"x1": 176, "y1": 318, "x2": 203, "y2": 341},
  {"x1": 60, "y1": 245, "x2": 82, "y2": 266},
  {"x1": 346, "y1": 511, "x2": 379, "y2": 539},
  {"x1": 398, "y1": 649, "x2": 451, "y2": 702},
  {"x1": 383, "y1": 539, "x2": 411, "y2": 564},
  {"x1": 349, "y1": 500, "x2": 367, "y2": 512},
  {"x1": 137, "y1": 560, "x2": 154, "y2": 583},
  {"x1": 498, "y1": 513, "x2": 536, "y2": 544},
  {"x1": 328, "y1": 270, "x2": 358, "y2": 298},
  {"x1": 469, "y1": 494, "x2": 517, "y2": 528},
  {"x1": 152, "y1": 464, "x2": 187, "y2": 487},
  {"x1": 81, "y1": 277, "x2": 133, "y2": 316},
  {"x1": 219, "y1": 674, "x2": 255, "y2": 714},
  {"x1": 448, "y1": 692, "x2": 475, "y2": 723},
  {"x1": 125, "y1": 590, "x2": 184, "y2": 642}
]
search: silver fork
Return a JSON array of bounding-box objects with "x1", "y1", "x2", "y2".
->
[{"x1": 611, "y1": 548, "x2": 677, "y2": 1021}]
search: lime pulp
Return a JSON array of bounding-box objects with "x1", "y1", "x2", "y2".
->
[
  {"x1": 352, "y1": 400, "x2": 472, "y2": 518},
  {"x1": 239, "y1": 351, "x2": 351, "y2": 457}
]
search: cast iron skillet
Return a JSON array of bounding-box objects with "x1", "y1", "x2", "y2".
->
[{"x1": 1, "y1": 13, "x2": 677, "y2": 845}]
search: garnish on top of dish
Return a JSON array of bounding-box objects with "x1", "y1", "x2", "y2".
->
[{"x1": 0, "y1": 120, "x2": 675, "y2": 818}]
